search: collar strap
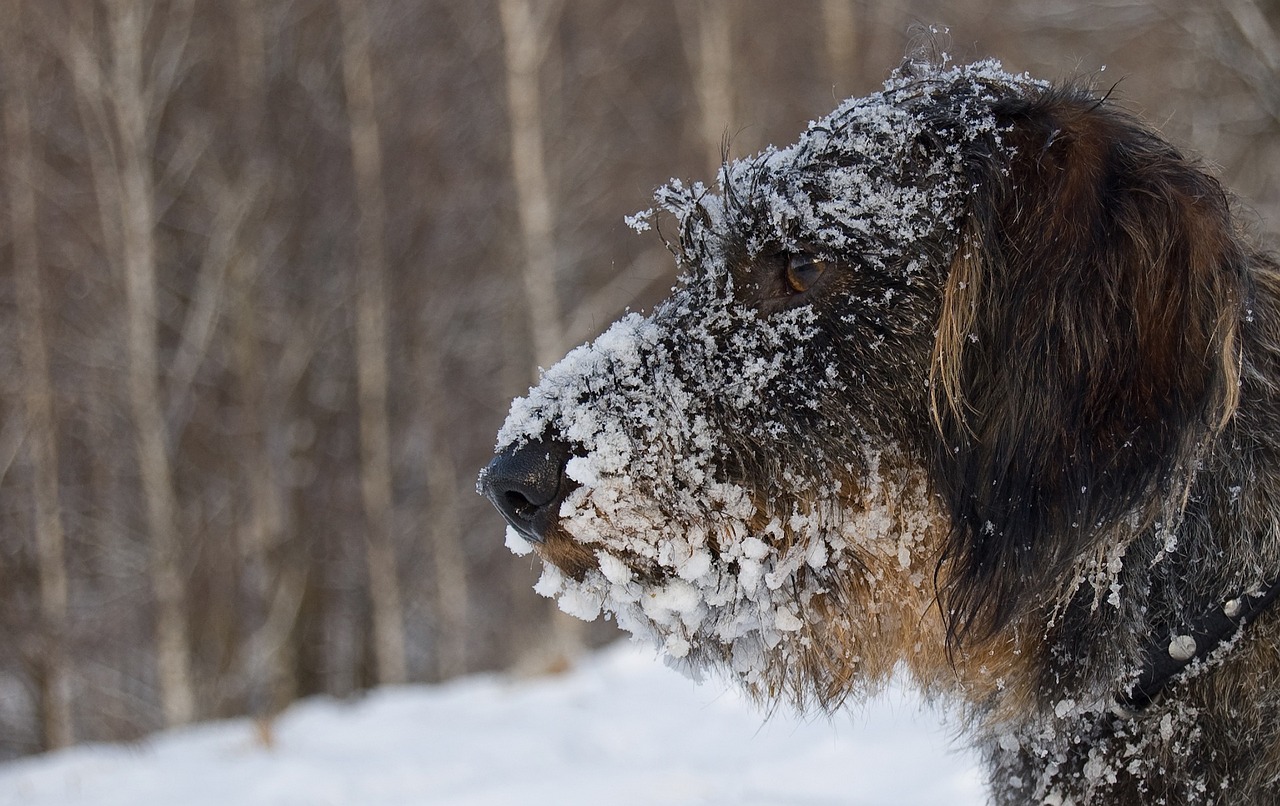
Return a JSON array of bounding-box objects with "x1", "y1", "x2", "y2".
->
[{"x1": 1113, "y1": 577, "x2": 1280, "y2": 715}]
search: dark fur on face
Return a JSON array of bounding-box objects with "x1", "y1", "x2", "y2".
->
[{"x1": 481, "y1": 60, "x2": 1280, "y2": 804}]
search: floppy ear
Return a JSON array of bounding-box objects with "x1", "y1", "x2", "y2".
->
[{"x1": 930, "y1": 87, "x2": 1247, "y2": 644}]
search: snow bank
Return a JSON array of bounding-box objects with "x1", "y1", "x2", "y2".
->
[{"x1": 0, "y1": 644, "x2": 983, "y2": 806}]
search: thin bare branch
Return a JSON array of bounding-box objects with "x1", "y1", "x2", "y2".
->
[
  {"x1": 63, "y1": 4, "x2": 125, "y2": 269},
  {"x1": 166, "y1": 174, "x2": 266, "y2": 438},
  {"x1": 1223, "y1": 0, "x2": 1280, "y2": 74},
  {"x1": 146, "y1": 0, "x2": 198, "y2": 139}
]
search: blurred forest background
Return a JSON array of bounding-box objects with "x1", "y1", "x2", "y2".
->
[{"x1": 2, "y1": 0, "x2": 1279, "y2": 759}]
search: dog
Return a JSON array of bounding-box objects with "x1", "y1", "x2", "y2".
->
[{"x1": 479, "y1": 58, "x2": 1280, "y2": 804}]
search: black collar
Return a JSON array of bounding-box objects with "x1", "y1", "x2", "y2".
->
[{"x1": 1113, "y1": 577, "x2": 1280, "y2": 715}]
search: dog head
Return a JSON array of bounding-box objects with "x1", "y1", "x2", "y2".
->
[{"x1": 479, "y1": 60, "x2": 1246, "y2": 707}]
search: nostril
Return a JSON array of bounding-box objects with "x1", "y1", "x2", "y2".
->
[
  {"x1": 479, "y1": 439, "x2": 573, "y2": 543},
  {"x1": 504, "y1": 490, "x2": 539, "y2": 521}
]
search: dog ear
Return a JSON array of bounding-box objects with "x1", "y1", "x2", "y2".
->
[{"x1": 930, "y1": 87, "x2": 1247, "y2": 645}]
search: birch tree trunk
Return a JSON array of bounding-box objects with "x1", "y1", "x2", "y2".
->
[
  {"x1": 499, "y1": 0, "x2": 590, "y2": 670},
  {"x1": 228, "y1": 0, "x2": 305, "y2": 713},
  {"x1": 498, "y1": 0, "x2": 564, "y2": 371},
  {"x1": 105, "y1": 0, "x2": 197, "y2": 727},
  {"x1": 421, "y1": 347, "x2": 468, "y2": 680},
  {"x1": 678, "y1": 0, "x2": 735, "y2": 177},
  {"x1": 337, "y1": 0, "x2": 408, "y2": 686},
  {"x1": 821, "y1": 0, "x2": 858, "y2": 88},
  {"x1": 3, "y1": 2, "x2": 73, "y2": 750}
]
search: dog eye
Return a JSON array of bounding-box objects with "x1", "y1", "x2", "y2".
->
[{"x1": 785, "y1": 254, "x2": 827, "y2": 294}]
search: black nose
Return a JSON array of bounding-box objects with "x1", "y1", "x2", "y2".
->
[{"x1": 478, "y1": 439, "x2": 572, "y2": 543}]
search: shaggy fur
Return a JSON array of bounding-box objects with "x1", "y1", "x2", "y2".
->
[{"x1": 480, "y1": 60, "x2": 1280, "y2": 804}]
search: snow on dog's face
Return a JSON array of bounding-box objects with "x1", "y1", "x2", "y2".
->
[{"x1": 483, "y1": 61, "x2": 1042, "y2": 705}]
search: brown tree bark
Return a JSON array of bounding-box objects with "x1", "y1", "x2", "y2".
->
[
  {"x1": 498, "y1": 0, "x2": 565, "y2": 371},
  {"x1": 102, "y1": 0, "x2": 197, "y2": 727},
  {"x1": 822, "y1": 0, "x2": 859, "y2": 88},
  {"x1": 226, "y1": 0, "x2": 306, "y2": 714},
  {"x1": 337, "y1": 0, "x2": 408, "y2": 686},
  {"x1": 420, "y1": 346, "x2": 469, "y2": 681},
  {"x1": 3, "y1": 1, "x2": 73, "y2": 750},
  {"x1": 498, "y1": 0, "x2": 588, "y2": 671},
  {"x1": 678, "y1": 0, "x2": 735, "y2": 177}
]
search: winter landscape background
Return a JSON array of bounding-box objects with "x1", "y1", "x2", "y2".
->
[{"x1": 2, "y1": 0, "x2": 1280, "y2": 791}]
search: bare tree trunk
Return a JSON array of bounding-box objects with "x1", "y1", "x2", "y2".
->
[
  {"x1": 337, "y1": 0, "x2": 408, "y2": 686},
  {"x1": 105, "y1": 0, "x2": 197, "y2": 727},
  {"x1": 498, "y1": 0, "x2": 565, "y2": 371},
  {"x1": 3, "y1": 2, "x2": 73, "y2": 750},
  {"x1": 678, "y1": 0, "x2": 735, "y2": 177},
  {"x1": 421, "y1": 348, "x2": 468, "y2": 680},
  {"x1": 427, "y1": 447, "x2": 468, "y2": 680},
  {"x1": 822, "y1": 0, "x2": 858, "y2": 89},
  {"x1": 498, "y1": 0, "x2": 588, "y2": 671},
  {"x1": 227, "y1": 0, "x2": 305, "y2": 714},
  {"x1": 227, "y1": 208, "x2": 308, "y2": 710}
]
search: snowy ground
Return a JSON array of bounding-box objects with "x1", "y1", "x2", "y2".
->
[{"x1": 0, "y1": 642, "x2": 985, "y2": 806}]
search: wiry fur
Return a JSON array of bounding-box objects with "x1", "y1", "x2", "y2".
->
[{"x1": 481, "y1": 60, "x2": 1280, "y2": 804}]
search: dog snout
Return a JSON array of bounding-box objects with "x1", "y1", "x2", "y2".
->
[{"x1": 480, "y1": 439, "x2": 572, "y2": 543}]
